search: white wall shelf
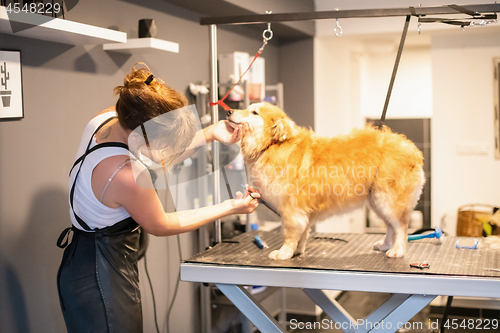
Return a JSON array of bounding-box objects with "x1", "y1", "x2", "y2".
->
[
  {"x1": 103, "y1": 38, "x2": 179, "y2": 53},
  {"x1": 0, "y1": 6, "x2": 126, "y2": 45}
]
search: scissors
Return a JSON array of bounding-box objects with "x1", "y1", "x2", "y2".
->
[
  {"x1": 241, "y1": 184, "x2": 281, "y2": 217},
  {"x1": 484, "y1": 268, "x2": 500, "y2": 272}
]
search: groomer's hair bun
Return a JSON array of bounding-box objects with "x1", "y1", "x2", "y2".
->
[{"x1": 114, "y1": 63, "x2": 188, "y2": 131}]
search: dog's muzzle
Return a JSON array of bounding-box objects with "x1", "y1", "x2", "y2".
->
[{"x1": 226, "y1": 110, "x2": 241, "y2": 128}]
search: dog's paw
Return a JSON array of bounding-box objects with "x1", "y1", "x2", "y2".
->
[
  {"x1": 269, "y1": 249, "x2": 293, "y2": 260},
  {"x1": 385, "y1": 247, "x2": 405, "y2": 258},
  {"x1": 373, "y1": 240, "x2": 392, "y2": 251}
]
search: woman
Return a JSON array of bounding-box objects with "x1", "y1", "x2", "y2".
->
[{"x1": 57, "y1": 65, "x2": 259, "y2": 333}]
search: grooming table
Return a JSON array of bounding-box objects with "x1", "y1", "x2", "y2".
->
[{"x1": 181, "y1": 230, "x2": 500, "y2": 333}]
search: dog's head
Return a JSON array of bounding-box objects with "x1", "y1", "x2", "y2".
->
[{"x1": 227, "y1": 102, "x2": 296, "y2": 160}]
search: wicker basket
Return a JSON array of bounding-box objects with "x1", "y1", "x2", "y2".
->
[{"x1": 457, "y1": 204, "x2": 495, "y2": 237}]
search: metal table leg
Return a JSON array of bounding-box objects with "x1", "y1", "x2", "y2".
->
[
  {"x1": 303, "y1": 289, "x2": 436, "y2": 333},
  {"x1": 303, "y1": 288, "x2": 357, "y2": 332},
  {"x1": 280, "y1": 287, "x2": 287, "y2": 327},
  {"x1": 368, "y1": 294, "x2": 436, "y2": 333},
  {"x1": 216, "y1": 284, "x2": 287, "y2": 333},
  {"x1": 363, "y1": 293, "x2": 411, "y2": 328}
]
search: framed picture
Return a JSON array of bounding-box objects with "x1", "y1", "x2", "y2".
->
[
  {"x1": 495, "y1": 58, "x2": 500, "y2": 159},
  {"x1": 0, "y1": 50, "x2": 24, "y2": 120}
]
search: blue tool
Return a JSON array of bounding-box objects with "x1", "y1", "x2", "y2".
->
[
  {"x1": 408, "y1": 228, "x2": 442, "y2": 241},
  {"x1": 456, "y1": 239, "x2": 479, "y2": 249},
  {"x1": 253, "y1": 235, "x2": 265, "y2": 249},
  {"x1": 241, "y1": 184, "x2": 281, "y2": 217}
]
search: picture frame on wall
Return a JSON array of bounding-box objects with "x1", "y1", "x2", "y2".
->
[
  {"x1": 0, "y1": 50, "x2": 24, "y2": 120},
  {"x1": 495, "y1": 58, "x2": 500, "y2": 159}
]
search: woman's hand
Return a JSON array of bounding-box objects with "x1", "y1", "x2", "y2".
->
[
  {"x1": 211, "y1": 120, "x2": 248, "y2": 144},
  {"x1": 226, "y1": 185, "x2": 260, "y2": 214}
]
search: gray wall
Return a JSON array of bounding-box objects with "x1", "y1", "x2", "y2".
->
[
  {"x1": 279, "y1": 38, "x2": 315, "y2": 129},
  {"x1": 0, "y1": 1, "x2": 284, "y2": 332}
]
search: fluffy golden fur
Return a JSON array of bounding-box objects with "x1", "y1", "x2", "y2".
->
[{"x1": 228, "y1": 102, "x2": 424, "y2": 259}]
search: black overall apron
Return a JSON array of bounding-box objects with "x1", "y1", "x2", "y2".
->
[{"x1": 57, "y1": 116, "x2": 144, "y2": 333}]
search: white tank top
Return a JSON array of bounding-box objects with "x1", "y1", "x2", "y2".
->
[{"x1": 69, "y1": 112, "x2": 131, "y2": 231}]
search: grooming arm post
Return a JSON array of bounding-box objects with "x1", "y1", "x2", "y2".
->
[
  {"x1": 380, "y1": 15, "x2": 411, "y2": 123},
  {"x1": 209, "y1": 24, "x2": 222, "y2": 244}
]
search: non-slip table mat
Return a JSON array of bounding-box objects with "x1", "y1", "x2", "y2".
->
[{"x1": 185, "y1": 230, "x2": 500, "y2": 278}]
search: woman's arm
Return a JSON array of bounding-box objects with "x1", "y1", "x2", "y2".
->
[
  {"x1": 109, "y1": 164, "x2": 259, "y2": 236},
  {"x1": 171, "y1": 121, "x2": 247, "y2": 165},
  {"x1": 158, "y1": 192, "x2": 255, "y2": 235},
  {"x1": 170, "y1": 126, "x2": 217, "y2": 166}
]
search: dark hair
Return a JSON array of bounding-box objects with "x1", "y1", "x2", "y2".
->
[{"x1": 114, "y1": 64, "x2": 188, "y2": 131}]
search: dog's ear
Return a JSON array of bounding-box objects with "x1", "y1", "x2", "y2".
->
[{"x1": 272, "y1": 118, "x2": 294, "y2": 143}]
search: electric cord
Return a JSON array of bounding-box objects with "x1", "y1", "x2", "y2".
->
[
  {"x1": 164, "y1": 148, "x2": 233, "y2": 332},
  {"x1": 166, "y1": 168, "x2": 182, "y2": 333},
  {"x1": 127, "y1": 152, "x2": 161, "y2": 333},
  {"x1": 143, "y1": 254, "x2": 160, "y2": 333},
  {"x1": 140, "y1": 156, "x2": 175, "y2": 333},
  {"x1": 166, "y1": 234, "x2": 182, "y2": 333},
  {"x1": 440, "y1": 296, "x2": 454, "y2": 333}
]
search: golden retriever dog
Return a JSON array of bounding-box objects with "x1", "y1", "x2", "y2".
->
[{"x1": 227, "y1": 102, "x2": 424, "y2": 260}]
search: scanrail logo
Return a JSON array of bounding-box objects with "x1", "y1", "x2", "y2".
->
[{"x1": 3, "y1": 0, "x2": 79, "y2": 33}]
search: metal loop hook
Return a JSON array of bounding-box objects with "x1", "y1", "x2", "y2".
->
[
  {"x1": 334, "y1": 18, "x2": 343, "y2": 37},
  {"x1": 262, "y1": 25, "x2": 273, "y2": 42},
  {"x1": 262, "y1": 11, "x2": 273, "y2": 42},
  {"x1": 418, "y1": 21, "x2": 422, "y2": 34},
  {"x1": 334, "y1": 8, "x2": 342, "y2": 37}
]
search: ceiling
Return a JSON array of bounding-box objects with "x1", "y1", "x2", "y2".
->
[
  {"x1": 161, "y1": 0, "x2": 315, "y2": 44},
  {"x1": 314, "y1": 0, "x2": 500, "y2": 36},
  {"x1": 159, "y1": 0, "x2": 500, "y2": 41}
]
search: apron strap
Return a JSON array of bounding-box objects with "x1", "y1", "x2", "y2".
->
[
  {"x1": 57, "y1": 227, "x2": 74, "y2": 248},
  {"x1": 69, "y1": 116, "x2": 118, "y2": 175},
  {"x1": 69, "y1": 142, "x2": 129, "y2": 175},
  {"x1": 69, "y1": 116, "x2": 130, "y2": 231}
]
